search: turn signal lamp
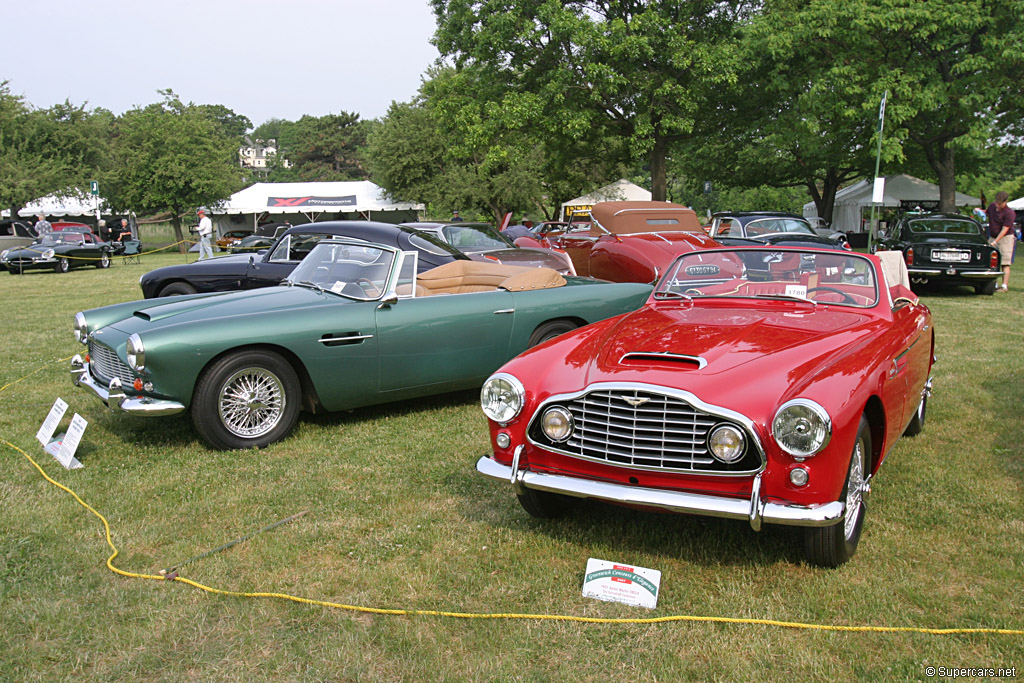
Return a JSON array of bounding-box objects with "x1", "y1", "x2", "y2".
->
[{"x1": 904, "y1": 248, "x2": 914, "y2": 266}]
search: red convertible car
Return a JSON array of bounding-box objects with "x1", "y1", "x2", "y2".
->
[
  {"x1": 514, "y1": 201, "x2": 721, "y2": 283},
  {"x1": 477, "y1": 247, "x2": 934, "y2": 566}
]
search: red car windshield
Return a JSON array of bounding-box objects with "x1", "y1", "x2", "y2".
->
[{"x1": 655, "y1": 248, "x2": 879, "y2": 307}]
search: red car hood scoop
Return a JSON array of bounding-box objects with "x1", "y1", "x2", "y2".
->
[{"x1": 595, "y1": 305, "x2": 869, "y2": 378}]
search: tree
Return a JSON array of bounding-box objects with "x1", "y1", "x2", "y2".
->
[
  {"x1": 764, "y1": 0, "x2": 1024, "y2": 212},
  {"x1": 430, "y1": 0, "x2": 752, "y2": 201},
  {"x1": 285, "y1": 112, "x2": 372, "y2": 181},
  {"x1": 107, "y1": 91, "x2": 244, "y2": 252},
  {"x1": 0, "y1": 81, "x2": 111, "y2": 218}
]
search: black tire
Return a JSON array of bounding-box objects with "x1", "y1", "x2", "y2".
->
[
  {"x1": 528, "y1": 320, "x2": 577, "y2": 348},
  {"x1": 8, "y1": 264, "x2": 22, "y2": 275},
  {"x1": 804, "y1": 415, "x2": 870, "y2": 567},
  {"x1": 54, "y1": 257, "x2": 70, "y2": 274},
  {"x1": 159, "y1": 282, "x2": 198, "y2": 297},
  {"x1": 976, "y1": 279, "x2": 997, "y2": 295},
  {"x1": 191, "y1": 350, "x2": 301, "y2": 450},
  {"x1": 516, "y1": 487, "x2": 572, "y2": 518},
  {"x1": 903, "y1": 392, "x2": 927, "y2": 437},
  {"x1": 96, "y1": 252, "x2": 111, "y2": 269}
]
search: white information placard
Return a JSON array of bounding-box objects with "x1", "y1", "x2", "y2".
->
[
  {"x1": 581, "y1": 558, "x2": 661, "y2": 609},
  {"x1": 36, "y1": 398, "x2": 69, "y2": 447},
  {"x1": 872, "y1": 177, "x2": 886, "y2": 204},
  {"x1": 54, "y1": 413, "x2": 87, "y2": 470}
]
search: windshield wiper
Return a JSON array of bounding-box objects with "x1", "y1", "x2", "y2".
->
[
  {"x1": 654, "y1": 290, "x2": 693, "y2": 301},
  {"x1": 291, "y1": 280, "x2": 327, "y2": 294},
  {"x1": 749, "y1": 294, "x2": 817, "y2": 306}
]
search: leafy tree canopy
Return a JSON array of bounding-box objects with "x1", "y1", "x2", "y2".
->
[{"x1": 107, "y1": 90, "x2": 244, "y2": 251}]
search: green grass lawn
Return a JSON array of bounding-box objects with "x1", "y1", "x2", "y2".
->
[{"x1": 2, "y1": 251, "x2": 1022, "y2": 681}]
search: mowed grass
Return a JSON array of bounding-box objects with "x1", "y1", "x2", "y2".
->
[{"x1": 1, "y1": 250, "x2": 1022, "y2": 682}]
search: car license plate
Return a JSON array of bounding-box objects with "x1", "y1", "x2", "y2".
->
[{"x1": 933, "y1": 250, "x2": 970, "y2": 262}]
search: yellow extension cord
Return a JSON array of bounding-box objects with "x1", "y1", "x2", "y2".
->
[{"x1": 3, "y1": 361, "x2": 1023, "y2": 635}]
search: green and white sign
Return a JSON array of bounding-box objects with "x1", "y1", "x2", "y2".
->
[{"x1": 582, "y1": 558, "x2": 661, "y2": 609}]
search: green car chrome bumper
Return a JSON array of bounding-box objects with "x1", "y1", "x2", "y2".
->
[{"x1": 70, "y1": 354, "x2": 185, "y2": 416}]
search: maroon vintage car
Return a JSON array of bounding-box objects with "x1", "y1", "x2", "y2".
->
[
  {"x1": 515, "y1": 201, "x2": 721, "y2": 283},
  {"x1": 477, "y1": 247, "x2": 934, "y2": 567}
]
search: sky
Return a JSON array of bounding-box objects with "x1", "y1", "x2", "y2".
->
[{"x1": 5, "y1": 0, "x2": 441, "y2": 127}]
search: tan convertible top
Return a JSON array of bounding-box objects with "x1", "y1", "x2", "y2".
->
[
  {"x1": 590, "y1": 201, "x2": 702, "y2": 236},
  {"x1": 416, "y1": 260, "x2": 566, "y2": 295}
]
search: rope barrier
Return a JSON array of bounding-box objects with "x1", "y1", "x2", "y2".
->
[
  {"x1": 7, "y1": 239, "x2": 198, "y2": 262},
  {"x1": 3, "y1": 362, "x2": 1023, "y2": 636}
]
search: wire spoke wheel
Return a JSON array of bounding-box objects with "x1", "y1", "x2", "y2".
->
[
  {"x1": 218, "y1": 367, "x2": 286, "y2": 438},
  {"x1": 843, "y1": 436, "x2": 865, "y2": 541}
]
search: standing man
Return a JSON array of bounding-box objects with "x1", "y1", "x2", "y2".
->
[
  {"x1": 451, "y1": 210, "x2": 464, "y2": 222},
  {"x1": 986, "y1": 191, "x2": 1016, "y2": 291},
  {"x1": 196, "y1": 208, "x2": 214, "y2": 260},
  {"x1": 34, "y1": 214, "x2": 52, "y2": 235}
]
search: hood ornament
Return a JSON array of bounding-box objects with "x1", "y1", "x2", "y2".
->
[{"x1": 624, "y1": 396, "x2": 650, "y2": 407}]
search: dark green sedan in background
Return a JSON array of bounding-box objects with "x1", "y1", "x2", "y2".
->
[{"x1": 71, "y1": 239, "x2": 652, "y2": 449}]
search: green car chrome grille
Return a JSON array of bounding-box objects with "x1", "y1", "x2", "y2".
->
[
  {"x1": 89, "y1": 340, "x2": 134, "y2": 385},
  {"x1": 528, "y1": 388, "x2": 762, "y2": 474}
]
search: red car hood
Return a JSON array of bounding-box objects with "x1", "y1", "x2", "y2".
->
[{"x1": 535, "y1": 302, "x2": 880, "y2": 405}]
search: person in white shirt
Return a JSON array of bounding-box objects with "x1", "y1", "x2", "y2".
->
[{"x1": 196, "y1": 208, "x2": 213, "y2": 260}]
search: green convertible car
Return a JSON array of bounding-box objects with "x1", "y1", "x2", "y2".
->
[{"x1": 71, "y1": 239, "x2": 652, "y2": 450}]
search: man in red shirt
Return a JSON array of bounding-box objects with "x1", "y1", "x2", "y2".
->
[{"x1": 986, "y1": 191, "x2": 1016, "y2": 291}]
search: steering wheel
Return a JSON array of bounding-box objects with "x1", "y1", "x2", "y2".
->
[
  {"x1": 806, "y1": 286, "x2": 856, "y2": 304},
  {"x1": 356, "y1": 278, "x2": 381, "y2": 297}
]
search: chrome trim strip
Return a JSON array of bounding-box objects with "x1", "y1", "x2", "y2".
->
[
  {"x1": 526, "y1": 381, "x2": 766, "y2": 476},
  {"x1": 476, "y1": 456, "x2": 844, "y2": 529},
  {"x1": 619, "y1": 352, "x2": 707, "y2": 369},
  {"x1": 71, "y1": 354, "x2": 186, "y2": 416}
]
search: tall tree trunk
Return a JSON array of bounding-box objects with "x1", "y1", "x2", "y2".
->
[
  {"x1": 933, "y1": 143, "x2": 956, "y2": 213},
  {"x1": 171, "y1": 213, "x2": 188, "y2": 254},
  {"x1": 650, "y1": 135, "x2": 667, "y2": 202}
]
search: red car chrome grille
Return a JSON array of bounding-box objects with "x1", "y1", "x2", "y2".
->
[
  {"x1": 528, "y1": 388, "x2": 763, "y2": 474},
  {"x1": 88, "y1": 340, "x2": 134, "y2": 385}
]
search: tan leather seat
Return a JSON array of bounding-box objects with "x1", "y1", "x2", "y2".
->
[{"x1": 416, "y1": 260, "x2": 565, "y2": 295}]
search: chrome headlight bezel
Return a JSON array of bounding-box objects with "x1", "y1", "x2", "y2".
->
[
  {"x1": 0, "y1": 248, "x2": 9, "y2": 260},
  {"x1": 772, "y1": 399, "x2": 831, "y2": 458},
  {"x1": 480, "y1": 373, "x2": 525, "y2": 424},
  {"x1": 40, "y1": 248, "x2": 55, "y2": 260},
  {"x1": 73, "y1": 312, "x2": 89, "y2": 345},
  {"x1": 708, "y1": 424, "x2": 747, "y2": 463},
  {"x1": 125, "y1": 333, "x2": 146, "y2": 373},
  {"x1": 540, "y1": 406, "x2": 574, "y2": 442}
]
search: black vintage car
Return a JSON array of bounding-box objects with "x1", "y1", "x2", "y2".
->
[
  {"x1": 873, "y1": 212, "x2": 1001, "y2": 295},
  {"x1": 2, "y1": 231, "x2": 113, "y2": 274},
  {"x1": 139, "y1": 222, "x2": 474, "y2": 298},
  {"x1": 708, "y1": 211, "x2": 850, "y2": 250}
]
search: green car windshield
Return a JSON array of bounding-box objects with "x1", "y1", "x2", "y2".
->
[
  {"x1": 655, "y1": 248, "x2": 879, "y2": 308},
  {"x1": 285, "y1": 241, "x2": 400, "y2": 301}
]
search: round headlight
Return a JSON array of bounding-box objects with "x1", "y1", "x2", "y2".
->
[
  {"x1": 1, "y1": 249, "x2": 9, "y2": 260},
  {"x1": 541, "y1": 406, "x2": 574, "y2": 442},
  {"x1": 73, "y1": 312, "x2": 89, "y2": 345},
  {"x1": 41, "y1": 248, "x2": 55, "y2": 260},
  {"x1": 480, "y1": 373, "x2": 525, "y2": 423},
  {"x1": 125, "y1": 333, "x2": 146, "y2": 372},
  {"x1": 708, "y1": 424, "x2": 746, "y2": 463},
  {"x1": 772, "y1": 399, "x2": 831, "y2": 457}
]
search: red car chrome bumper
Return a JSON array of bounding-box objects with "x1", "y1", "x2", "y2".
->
[{"x1": 476, "y1": 452, "x2": 845, "y2": 531}]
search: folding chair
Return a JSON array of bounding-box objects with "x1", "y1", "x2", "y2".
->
[{"x1": 122, "y1": 240, "x2": 142, "y2": 265}]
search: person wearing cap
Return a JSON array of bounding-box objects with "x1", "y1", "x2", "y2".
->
[
  {"x1": 451, "y1": 210, "x2": 464, "y2": 222},
  {"x1": 196, "y1": 209, "x2": 213, "y2": 260}
]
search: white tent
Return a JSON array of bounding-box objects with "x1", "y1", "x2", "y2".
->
[
  {"x1": 211, "y1": 181, "x2": 423, "y2": 232},
  {"x1": 10, "y1": 190, "x2": 111, "y2": 219},
  {"x1": 1009, "y1": 196, "x2": 1024, "y2": 209},
  {"x1": 561, "y1": 179, "x2": 651, "y2": 221},
  {"x1": 803, "y1": 174, "x2": 980, "y2": 234}
]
